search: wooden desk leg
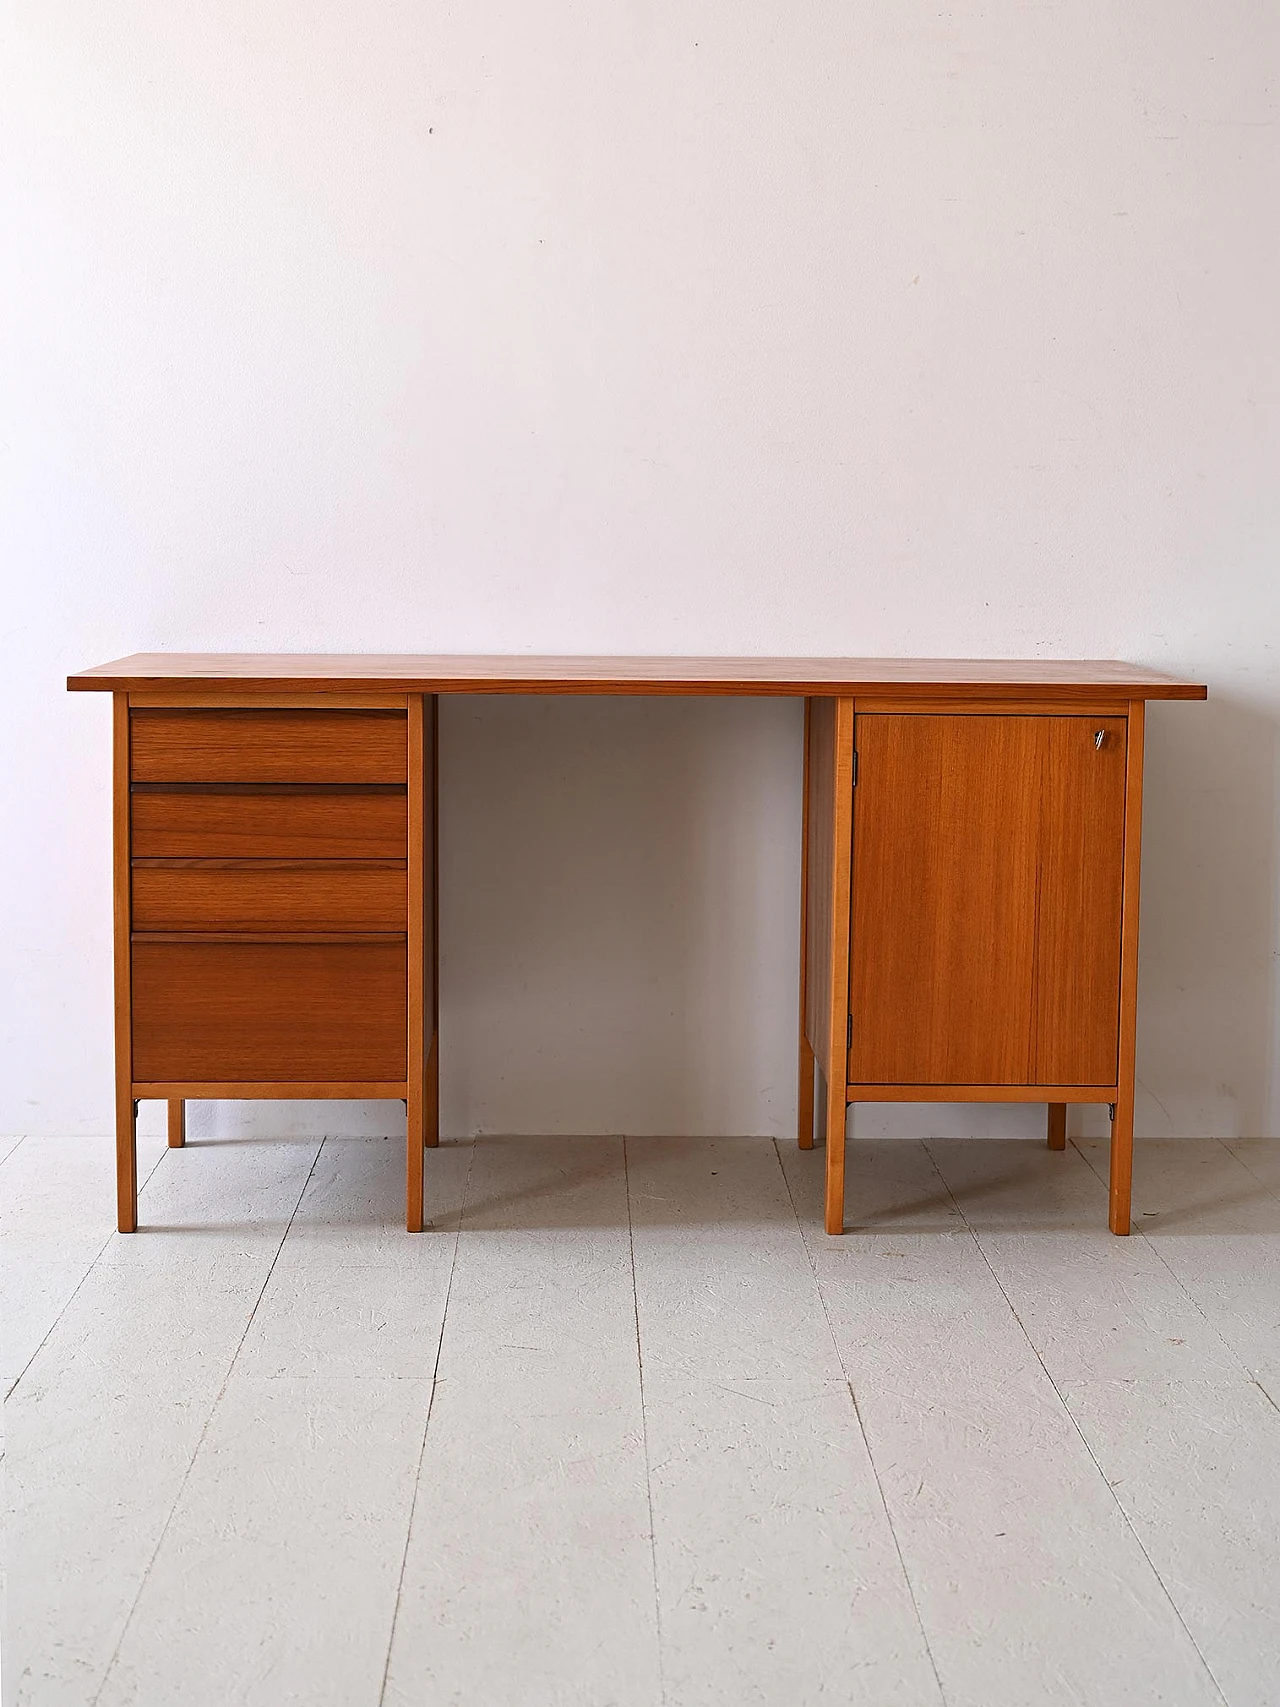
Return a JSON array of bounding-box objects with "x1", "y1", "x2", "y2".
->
[
  {"x1": 821, "y1": 697, "x2": 855, "y2": 1235},
  {"x1": 797, "y1": 698, "x2": 816, "y2": 1149},
  {"x1": 823, "y1": 1088, "x2": 847, "y2": 1234},
  {"x1": 405, "y1": 693, "x2": 435, "y2": 1229},
  {"x1": 1109, "y1": 1094, "x2": 1133, "y2": 1235},
  {"x1": 424, "y1": 695, "x2": 440, "y2": 1149},
  {"x1": 113, "y1": 693, "x2": 137, "y2": 1233},
  {"x1": 798, "y1": 1035, "x2": 816, "y2": 1149},
  {"x1": 1047, "y1": 1103, "x2": 1066, "y2": 1150},
  {"x1": 168, "y1": 1099, "x2": 186, "y2": 1147},
  {"x1": 116, "y1": 1086, "x2": 137, "y2": 1234},
  {"x1": 406, "y1": 1094, "x2": 426, "y2": 1233},
  {"x1": 1110, "y1": 698, "x2": 1144, "y2": 1237}
]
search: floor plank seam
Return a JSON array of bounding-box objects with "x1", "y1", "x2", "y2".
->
[
  {"x1": 1139, "y1": 1223, "x2": 1280, "y2": 1401},
  {"x1": 1138, "y1": 1228, "x2": 1279, "y2": 1394},
  {"x1": 1072, "y1": 1137, "x2": 1274, "y2": 1395},
  {"x1": 4, "y1": 1139, "x2": 172, "y2": 1407},
  {"x1": 921, "y1": 1141, "x2": 1233, "y2": 1707},
  {"x1": 376, "y1": 1137, "x2": 476, "y2": 1707},
  {"x1": 1214, "y1": 1136, "x2": 1280, "y2": 1207},
  {"x1": 772, "y1": 1137, "x2": 952, "y2": 1707},
  {"x1": 88, "y1": 1135, "x2": 326, "y2": 1707},
  {"x1": 845, "y1": 1378, "x2": 951, "y2": 1707},
  {"x1": 623, "y1": 1135, "x2": 668, "y2": 1707}
]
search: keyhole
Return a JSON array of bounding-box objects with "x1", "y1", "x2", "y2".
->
[{"x1": 1094, "y1": 730, "x2": 1105, "y2": 750}]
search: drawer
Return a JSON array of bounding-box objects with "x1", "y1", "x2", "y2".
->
[
  {"x1": 131, "y1": 940, "x2": 407, "y2": 1080},
  {"x1": 131, "y1": 786, "x2": 407, "y2": 859},
  {"x1": 132, "y1": 862, "x2": 407, "y2": 933},
  {"x1": 130, "y1": 709, "x2": 407, "y2": 784}
]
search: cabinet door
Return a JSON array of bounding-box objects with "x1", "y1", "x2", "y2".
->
[{"x1": 848, "y1": 715, "x2": 1126, "y2": 1087}]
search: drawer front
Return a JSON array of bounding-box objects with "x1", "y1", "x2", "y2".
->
[
  {"x1": 131, "y1": 786, "x2": 407, "y2": 859},
  {"x1": 130, "y1": 709, "x2": 407, "y2": 784},
  {"x1": 132, "y1": 863, "x2": 407, "y2": 933},
  {"x1": 132, "y1": 940, "x2": 407, "y2": 1080}
]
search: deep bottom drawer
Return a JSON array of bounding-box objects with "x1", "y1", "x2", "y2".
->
[{"x1": 131, "y1": 940, "x2": 407, "y2": 1081}]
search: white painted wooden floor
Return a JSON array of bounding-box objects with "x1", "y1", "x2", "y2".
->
[{"x1": 4, "y1": 1129, "x2": 1280, "y2": 1707}]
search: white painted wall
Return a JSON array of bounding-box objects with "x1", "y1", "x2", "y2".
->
[{"x1": 2, "y1": 1, "x2": 1276, "y2": 1144}]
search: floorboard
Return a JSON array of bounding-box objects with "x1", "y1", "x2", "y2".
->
[
  {"x1": 781, "y1": 1138, "x2": 1226, "y2": 1707},
  {"x1": 382, "y1": 1135, "x2": 660, "y2": 1707},
  {"x1": 629, "y1": 1135, "x2": 941, "y2": 1705},
  {"x1": 4, "y1": 1135, "x2": 322, "y2": 1707},
  {"x1": 5, "y1": 1132, "x2": 1280, "y2": 1707}
]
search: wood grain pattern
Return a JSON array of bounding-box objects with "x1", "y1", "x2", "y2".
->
[
  {"x1": 129, "y1": 708, "x2": 407, "y2": 784},
  {"x1": 852, "y1": 698, "x2": 1136, "y2": 717},
  {"x1": 845, "y1": 1083, "x2": 1117, "y2": 1103},
  {"x1": 113, "y1": 694, "x2": 136, "y2": 1232},
  {"x1": 1111, "y1": 699, "x2": 1146, "y2": 1236},
  {"x1": 850, "y1": 715, "x2": 1128, "y2": 1088},
  {"x1": 130, "y1": 786, "x2": 407, "y2": 859},
  {"x1": 133, "y1": 1080, "x2": 409, "y2": 1098},
  {"x1": 131, "y1": 862, "x2": 407, "y2": 933},
  {"x1": 1031, "y1": 718, "x2": 1126, "y2": 1084},
  {"x1": 131, "y1": 931, "x2": 404, "y2": 944},
  {"x1": 131, "y1": 940, "x2": 408, "y2": 1081},
  {"x1": 850, "y1": 714, "x2": 1042, "y2": 1085},
  {"x1": 67, "y1": 654, "x2": 1208, "y2": 700},
  {"x1": 115, "y1": 1087, "x2": 137, "y2": 1232},
  {"x1": 128, "y1": 691, "x2": 408, "y2": 709}
]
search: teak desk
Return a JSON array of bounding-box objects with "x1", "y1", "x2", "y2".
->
[{"x1": 69, "y1": 655, "x2": 1206, "y2": 1238}]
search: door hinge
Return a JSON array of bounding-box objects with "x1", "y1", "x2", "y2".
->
[
  {"x1": 851, "y1": 750, "x2": 858, "y2": 787},
  {"x1": 847, "y1": 1014, "x2": 853, "y2": 1051}
]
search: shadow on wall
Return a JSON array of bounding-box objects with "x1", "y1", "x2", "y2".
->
[{"x1": 437, "y1": 693, "x2": 802, "y2": 1140}]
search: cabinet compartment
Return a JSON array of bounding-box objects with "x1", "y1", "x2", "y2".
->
[
  {"x1": 130, "y1": 708, "x2": 407, "y2": 784},
  {"x1": 849, "y1": 714, "x2": 1126, "y2": 1087},
  {"x1": 131, "y1": 939, "x2": 407, "y2": 1081},
  {"x1": 131, "y1": 862, "x2": 407, "y2": 933},
  {"x1": 131, "y1": 786, "x2": 407, "y2": 859}
]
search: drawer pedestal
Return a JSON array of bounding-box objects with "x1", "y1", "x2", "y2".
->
[{"x1": 112, "y1": 695, "x2": 438, "y2": 1233}]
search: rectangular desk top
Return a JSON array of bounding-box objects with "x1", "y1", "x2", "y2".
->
[{"x1": 68, "y1": 654, "x2": 1206, "y2": 700}]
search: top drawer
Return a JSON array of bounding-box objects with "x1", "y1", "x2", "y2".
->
[{"x1": 130, "y1": 709, "x2": 407, "y2": 784}]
